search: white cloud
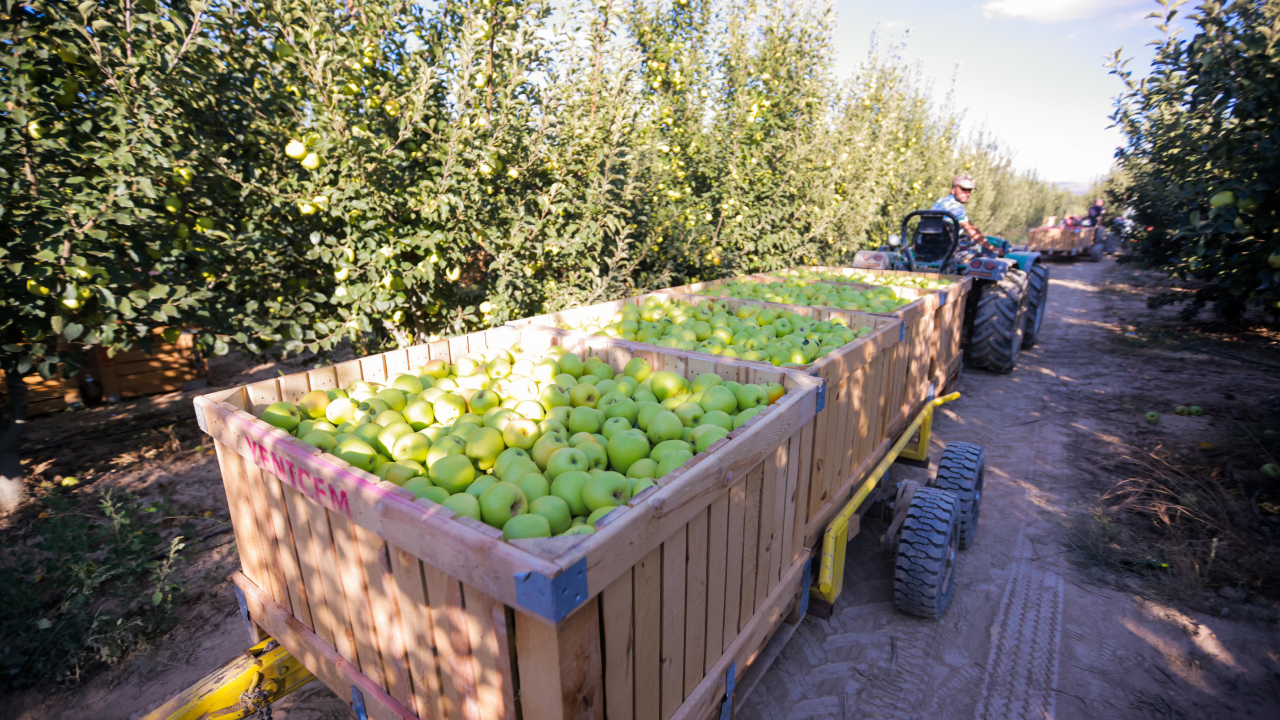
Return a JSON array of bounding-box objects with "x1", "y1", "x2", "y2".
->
[{"x1": 980, "y1": 0, "x2": 1148, "y2": 24}]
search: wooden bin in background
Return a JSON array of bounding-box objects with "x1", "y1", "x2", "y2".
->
[
  {"x1": 0, "y1": 366, "x2": 80, "y2": 417},
  {"x1": 1026, "y1": 227, "x2": 1096, "y2": 253},
  {"x1": 95, "y1": 328, "x2": 208, "y2": 402},
  {"x1": 764, "y1": 265, "x2": 973, "y2": 393},
  {"x1": 194, "y1": 325, "x2": 823, "y2": 720},
  {"x1": 508, "y1": 289, "x2": 904, "y2": 550}
]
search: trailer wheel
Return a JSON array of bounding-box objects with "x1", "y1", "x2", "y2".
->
[
  {"x1": 1089, "y1": 243, "x2": 1104, "y2": 262},
  {"x1": 894, "y1": 487, "x2": 961, "y2": 620},
  {"x1": 1022, "y1": 263, "x2": 1050, "y2": 348},
  {"x1": 932, "y1": 442, "x2": 985, "y2": 549},
  {"x1": 966, "y1": 268, "x2": 1028, "y2": 373}
]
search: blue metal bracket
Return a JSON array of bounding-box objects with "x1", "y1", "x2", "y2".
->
[
  {"x1": 232, "y1": 585, "x2": 257, "y2": 645},
  {"x1": 899, "y1": 323, "x2": 906, "y2": 342},
  {"x1": 939, "y1": 290, "x2": 947, "y2": 306},
  {"x1": 352, "y1": 685, "x2": 368, "y2": 720},
  {"x1": 814, "y1": 380, "x2": 827, "y2": 414},
  {"x1": 515, "y1": 557, "x2": 589, "y2": 623},
  {"x1": 719, "y1": 661, "x2": 737, "y2": 720}
]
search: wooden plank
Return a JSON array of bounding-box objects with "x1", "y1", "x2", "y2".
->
[
  {"x1": 659, "y1": 527, "x2": 687, "y2": 720},
  {"x1": 328, "y1": 513, "x2": 388, "y2": 689},
  {"x1": 703, "y1": 495, "x2": 729, "y2": 675},
  {"x1": 767, "y1": 440, "x2": 790, "y2": 590},
  {"x1": 279, "y1": 371, "x2": 312, "y2": 404},
  {"x1": 335, "y1": 360, "x2": 364, "y2": 389},
  {"x1": 262, "y1": 472, "x2": 314, "y2": 630},
  {"x1": 352, "y1": 523, "x2": 414, "y2": 710},
  {"x1": 738, "y1": 466, "x2": 763, "y2": 630},
  {"x1": 384, "y1": 348, "x2": 411, "y2": 377},
  {"x1": 362, "y1": 354, "x2": 389, "y2": 385},
  {"x1": 302, "y1": 499, "x2": 360, "y2": 664},
  {"x1": 665, "y1": 552, "x2": 809, "y2": 720},
  {"x1": 282, "y1": 486, "x2": 337, "y2": 649},
  {"x1": 462, "y1": 584, "x2": 517, "y2": 720},
  {"x1": 722, "y1": 479, "x2": 745, "y2": 653},
  {"x1": 633, "y1": 547, "x2": 662, "y2": 720},
  {"x1": 514, "y1": 600, "x2": 604, "y2": 720},
  {"x1": 214, "y1": 443, "x2": 271, "y2": 613},
  {"x1": 785, "y1": 420, "x2": 813, "y2": 560},
  {"x1": 421, "y1": 563, "x2": 473, "y2": 720},
  {"x1": 307, "y1": 366, "x2": 339, "y2": 392},
  {"x1": 683, "y1": 510, "x2": 708, "y2": 700},
  {"x1": 388, "y1": 548, "x2": 448, "y2": 720},
  {"x1": 231, "y1": 573, "x2": 418, "y2": 720},
  {"x1": 754, "y1": 452, "x2": 779, "y2": 607},
  {"x1": 601, "y1": 569, "x2": 635, "y2": 720},
  {"x1": 238, "y1": 460, "x2": 292, "y2": 612}
]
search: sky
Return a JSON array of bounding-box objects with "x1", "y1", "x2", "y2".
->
[{"x1": 828, "y1": 0, "x2": 1179, "y2": 187}]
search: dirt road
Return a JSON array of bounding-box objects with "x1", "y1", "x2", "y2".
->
[{"x1": 8, "y1": 258, "x2": 1278, "y2": 720}]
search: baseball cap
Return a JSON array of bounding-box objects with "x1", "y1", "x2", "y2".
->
[{"x1": 952, "y1": 174, "x2": 976, "y2": 190}]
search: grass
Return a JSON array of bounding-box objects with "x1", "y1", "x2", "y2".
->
[{"x1": 0, "y1": 488, "x2": 188, "y2": 690}]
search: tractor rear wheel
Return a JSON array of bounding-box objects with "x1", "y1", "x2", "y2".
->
[
  {"x1": 933, "y1": 442, "x2": 985, "y2": 549},
  {"x1": 966, "y1": 268, "x2": 1028, "y2": 373},
  {"x1": 1023, "y1": 263, "x2": 1050, "y2": 347},
  {"x1": 894, "y1": 487, "x2": 962, "y2": 619}
]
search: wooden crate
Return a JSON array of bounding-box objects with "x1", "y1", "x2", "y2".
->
[
  {"x1": 95, "y1": 328, "x2": 208, "y2": 401},
  {"x1": 1027, "y1": 227, "x2": 1096, "y2": 253},
  {"x1": 194, "y1": 326, "x2": 822, "y2": 720},
  {"x1": 509, "y1": 290, "x2": 904, "y2": 550},
  {"x1": 0, "y1": 366, "x2": 80, "y2": 417},
  {"x1": 769, "y1": 266, "x2": 972, "y2": 393}
]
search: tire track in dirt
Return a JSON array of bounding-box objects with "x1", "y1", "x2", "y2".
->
[{"x1": 973, "y1": 526, "x2": 1065, "y2": 720}]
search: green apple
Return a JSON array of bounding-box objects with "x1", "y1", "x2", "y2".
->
[
  {"x1": 624, "y1": 357, "x2": 651, "y2": 382},
  {"x1": 646, "y1": 410, "x2": 684, "y2": 444},
  {"x1": 301, "y1": 430, "x2": 337, "y2": 452},
  {"x1": 425, "y1": 435, "x2": 468, "y2": 467},
  {"x1": 633, "y1": 389, "x2": 659, "y2": 404},
  {"x1": 673, "y1": 402, "x2": 705, "y2": 428},
  {"x1": 583, "y1": 472, "x2": 630, "y2": 511},
  {"x1": 568, "y1": 406, "x2": 602, "y2": 434},
  {"x1": 515, "y1": 472, "x2": 551, "y2": 502},
  {"x1": 734, "y1": 384, "x2": 768, "y2": 411},
  {"x1": 690, "y1": 373, "x2": 724, "y2": 392},
  {"x1": 569, "y1": 432, "x2": 599, "y2": 448},
  {"x1": 502, "y1": 513, "x2": 550, "y2": 541},
  {"x1": 577, "y1": 374, "x2": 600, "y2": 387},
  {"x1": 1145, "y1": 411, "x2": 1160, "y2": 424},
  {"x1": 421, "y1": 426, "x2": 448, "y2": 443},
  {"x1": 700, "y1": 386, "x2": 739, "y2": 415},
  {"x1": 700, "y1": 410, "x2": 734, "y2": 431},
  {"x1": 656, "y1": 450, "x2": 693, "y2": 477},
  {"x1": 528, "y1": 495, "x2": 572, "y2": 535},
  {"x1": 465, "y1": 475, "x2": 499, "y2": 498},
  {"x1": 429, "y1": 454, "x2": 477, "y2": 494},
  {"x1": 494, "y1": 447, "x2": 532, "y2": 478},
  {"x1": 442, "y1": 493, "x2": 482, "y2": 522},
  {"x1": 561, "y1": 525, "x2": 595, "y2": 536},
  {"x1": 583, "y1": 358, "x2": 614, "y2": 380},
  {"x1": 512, "y1": 400, "x2": 544, "y2": 421},
  {"x1": 569, "y1": 383, "x2": 601, "y2": 408},
  {"x1": 379, "y1": 424, "x2": 417, "y2": 457},
  {"x1": 625, "y1": 457, "x2": 658, "y2": 479},
  {"x1": 763, "y1": 382, "x2": 785, "y2": 404},
  {"x1": 433, "y1": 394, "x2": 468, "y2": 425},
  {"x1": 578, "y1": 441, "x2": 607, "y2": 471},
  {"x1": 390, "y1": 374, "x2": 425, "y2": 394},
  {"x1": 649, "y1": 371, "x2": 687, "y2": 401},
  {"x1": 607, "y1": 429, "x2": 651, "y2": 475},
  {"x1": 479, "y1": 482, "x2": 528, "y2": 530},
  {"x1": 545, "y1": 406, "x2": 572, "y2": 424},
  {"x1": 595, "y1": 379, "x2": 619, "y2": 397},
  {"x1": 374, "y1": 409, "x2": 407, "y2": 428},
  {"x1": 660, "y1": 398, "x2": 683, "y2": 411},
  {"x1": 538, "y1": 418, "x2": 568, "y2": 438},
  {"x1": 601, "y1": 395, "x2": 638, "y2": 424},
  {"x1": 532, "y1": 358, "x2": 560, "y2": 383},
  {"x1": 558, "y1": 353, "x2": 584, "y2": 378},
  {"x1": 550, "y1": 470, "x2": 592, "y2": 516},
  {"x1": 545, "y1": 447, "x2": 589, "y2": 479},
  {"x1": 539, "y1": 384, "x2": 571, "y2": 409},
  {"x1": 468, "y1": 389, "x2": 501, "y2": 415},
  {"x1": 693, "y1": 426, "x2": 729, "y2": 453},
  {"x1": 299, "y1": 390, "x2": 332, "y2": 419},
  {"x1": 375, "y1": 388, "x2": 407, "y2": 412},
  {"x1": 630, "y1": 477, "x2": 657, "y2": 495},
  {"x1": 651, "y1": 439, "x2": 693, "y2": 463},
  {"x1": 484, "y1": 407, "x2": 517, "y2": 431},
  {"x1": 636, "y1": 402, "x2": 664, "y2": 431},
  {"x1": 733, "y1": 407, "x2": 761, "y2": 429},
  {"x1": 497, "y1": 455, "x2": 539, "y2": 483},
  {"x1": 450, "y1": 423, "x2": 480, "y2": 441},
  {"x1": 465, "y1": 427, "x2": 505, "y2": 471},
  {"x1": 261, "y1": 401, "x2": 302, "y2": 432},
  {"x1": 334, "y1": 435, "x2": 378, "y2": 471},
  {"x1": 587, "y1": 505, "x2": 620, "y2": 526},
  {"x1": 601, "y1": 417, "x2": 632, "y2": 440},
  {"x1": 380, "y1": 461, "x2": 422, "y2": 486},
  {"x1": 402, "y1": 400, "x2": 435, "y2": 429},
  {"x1": 531, "y1": 432, "x2": 569, "y2": 469},
  {"x1": 457, "y1": 412, "x2": 484, "y2": 427},
  {"x1": 371, "y1": 454, "x2": 395, "y2": 476}
]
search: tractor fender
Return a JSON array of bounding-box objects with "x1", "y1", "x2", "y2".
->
[{"x1": 1004, "y1": 250, "x2": 1041, "y2": 271}]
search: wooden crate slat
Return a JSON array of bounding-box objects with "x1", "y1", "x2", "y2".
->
[
  {"x1": 461, "y1": 584, "x2": 517, "y2": 720},
  {"x1": 282, "y1": 485, "x2": 339, "y2": 649},
  {"x1": 353, "y1": 523, "x2": 415, "y2": 709},
  {"x1": 702, "y1": 494, "x2": 729, "y2": 676},
  {"x1": 633, "y1": 547, "x2": 663, "y2": 720},
  {"x1": 721, "y1": 479, "x2": 746, "y2": 655},
  {"x1": 514, "y1": 600, "x2": 605, "y2": 720},
  {"x1": 421, "y1": 563, "x2": 471, "y2": 720},
  {"x1": 659, "y1": 527, "x2": 687, "y2": 720},
  {"x1": 213, "y1": 441, "x2": 271, "y2": 608},
  {"x1": 263, "y1": 470, "x2": 314, "y2": 630},
  {"x1": 738, "y1": 466, "x2": 763, "y2": 628},
  {"x1": 329, "y1": 512, "x2": 389, "y2": 689},
  {"x1": 388, "y1": 548, "x2": 449, "y2": 720},
  {"x1": 682, "y1": 509, "x2": 709, "y2": 701},
  {"x1": 601, "y1": 568, "x2": 635, "y2": 720},
  {"x1": 753, "y1": 449, "x2": 780, "y2": 608}
]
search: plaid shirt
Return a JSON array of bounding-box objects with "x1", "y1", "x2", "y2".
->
[{"x1": 930, "y1": 194, "x2": 969, "y2": 223}]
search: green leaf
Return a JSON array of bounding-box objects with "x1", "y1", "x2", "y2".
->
[
  {"x1": 149, "y1": 284, "x2": 170, "y2": 299},
  {"x1": 63, "y1": 323, "x2": 84, "y2": 341},
  {"x1": 152, "y1": 590, "x2": 164, "y2": 606},
  {"x1": 37, "y1": 619, "x2": 52, "y2": 630},
  {"x1": 34, "y1": 250, "x2": 58, "y2": 262}
]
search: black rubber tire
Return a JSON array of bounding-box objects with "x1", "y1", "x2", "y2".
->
[
  {"x1": 894, "y1": 487, "x2": 962, "y2": 620},
  {"x1": 1089, "y1": 243, "x2": 1104, "y2": 262},
  {"x1": 1022, "y1": 263, "x2": 1050, "y2": 348},
  {"x1": 932, "y1": 442, "x2": 986, "y2": 550},
  {"x1": 966, "y1": 268, "x2": 1028, "y2": 373}
]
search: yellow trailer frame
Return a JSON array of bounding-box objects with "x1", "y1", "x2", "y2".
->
[
  {"x1": 141, "y1": 637, "x2": 315, "y2": 720},
  {"x1": 814, "y1": 392, "x2": 961, "y2": 605}
]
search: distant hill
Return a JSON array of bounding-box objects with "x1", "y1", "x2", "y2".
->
[{"x1": 1055, "y1": 181, "x2": 1089, "y2": 196}]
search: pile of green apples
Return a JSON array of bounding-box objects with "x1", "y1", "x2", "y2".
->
[
  {"x1": 699, "y1": 278, "x2": 913, "y2": 314},
  {"x1": 771, "y1": 268, "x2": 952, "y2": 290},
  {"x1": 255, "y1": 348, "x2": 786, "y2": 542},
  {"x1": 552, "y1": 296, "x2": 872, "y2": 367}
]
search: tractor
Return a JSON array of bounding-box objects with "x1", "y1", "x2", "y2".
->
[{"x1": 851, "y1": 210, "x2": 1049, "y2": 373}]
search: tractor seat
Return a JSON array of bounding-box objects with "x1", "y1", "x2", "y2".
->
[{"x1": 912, "y1": 217, "x2": 954, "y2": 264}]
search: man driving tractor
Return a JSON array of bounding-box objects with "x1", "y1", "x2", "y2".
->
[{"x1": 931, "y1": 174, "x2": 1006, "y2": 257}]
